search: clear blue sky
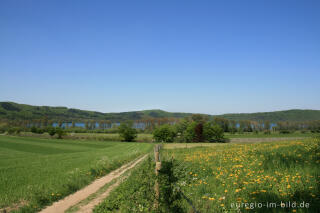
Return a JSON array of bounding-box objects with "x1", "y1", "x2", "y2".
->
[{"x1": 1, "y1": 0, "x2": 319, "y2": 115}]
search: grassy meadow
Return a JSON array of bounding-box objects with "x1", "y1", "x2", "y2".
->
[
  {"x1": 0, "y1": 136, "x2": 152, "y2": 212},
  {"x1": 95, "y1": 138, "x2": 320, "y2": 212},
  {"x1": 160, "y1": 139, "x2": 320, "y2": 212}
]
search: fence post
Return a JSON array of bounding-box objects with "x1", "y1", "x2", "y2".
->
[{"x1": 154, "y1": 144, "x2": 161, "y2": 209}]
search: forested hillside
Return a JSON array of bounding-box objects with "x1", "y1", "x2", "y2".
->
[{"x1": 1, "y1": 102, "x2": 320, "y2": 122}]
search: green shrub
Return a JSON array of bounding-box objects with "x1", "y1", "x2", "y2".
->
[
  {"x1": 55, "y1": 127, "x2": 66, "y2": 139},
  {"x1": 7, "y1": 127, "x2": 16, "y2": 135},
  {"x1": 280, "y1": 129, "x2": 291, "y2": 134},
  {"x1": 203, "y1": 123, "x2": 225, "y2": 142},
  {"x1": 153, "y1": 124, "x2": 176, "y2": 143},
  {"x1": 119, "y1": 121, "x2": 137, "y2": 142},
  {"x1": 30, "y1": 127, "x2": 45, "y2": 134},
  {"x1": 31, "y1": 126, "x2": 38, "y2": 133},
  {"x1": 47, "y1": 127, "x2": 56, "y2": 137}
]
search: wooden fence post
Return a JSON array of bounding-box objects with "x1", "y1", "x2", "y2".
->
[{"x1": 154, "y1": 144, "x2": 161, "y2": 209}]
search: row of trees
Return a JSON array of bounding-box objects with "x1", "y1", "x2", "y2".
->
[
  {"x1": 5, "y1": 126, "x2": 66, "y2": 139},
  {"x1": 1, "y1": 116, "x2": 320, "y2": 136},
  {"x1": 116, "y1": 115, "x2": 226, "y2": 143},
  {"x1": 153, "y1": 115, "x2": 225, "y2": 143}
]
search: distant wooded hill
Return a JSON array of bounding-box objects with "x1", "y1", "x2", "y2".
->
[{"x1": 1, "y1": 102, "x2": 320, "y2": 122}]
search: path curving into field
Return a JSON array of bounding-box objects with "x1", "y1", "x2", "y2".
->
[{"x1": 40, "y1": 154, "x2": 148, "y2": 213}]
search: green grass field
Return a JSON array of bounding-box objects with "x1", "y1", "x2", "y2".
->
[{"x1": 0, "y1": 136, "x2": 152, "y2": 211}]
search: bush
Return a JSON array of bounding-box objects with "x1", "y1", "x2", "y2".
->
[
  {"x1": 0, "y1": 126, "x2": 8, "y2": 134},
  {"x1": 203, "y1": 123, "x2": 225, "y2": 142},
  {"x1": 153, "y1": 124, "x2": 176, "y2": 143},
  {"x1": 118, "y1": 121, "x2": 137, "y2": 142},
  {"x1": 31, "y1": 126, "x2": 45, "y2": 134},
  {"x1": 55, "y1": 127, "x2": 66, "y2": 139},
  {"x1": 7, "y1": 127, "x2": 16, "y2": 135},
  {"x1": 31, "y1": 126, "x2": 38, "y2": 133},
  {"x1": 280, "y1": 129, "x2": 291, "y2": 134},
  {"x1": 47, "y1": 127, "x2": 56, "y2": 137},
  {"x1": 7, "y1": 127, "x2": 22, "y2": 135}
]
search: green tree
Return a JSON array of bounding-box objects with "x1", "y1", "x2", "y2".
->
[
  {"x1": 153, "y1": 124, "x2": 176, "y2": 143},
  {"x1": 191, "y1": 114, "x2": 209, "y2": 123},
  {"x1": 184, "y1": 121, "x2": 197, "y2": 142},
  {"x1": 47, "y1": 127, "x2": 56, "y2": 137},
  {"x1": 119, "y1": 121, "x2": 137, "y2": 142},
  {"x1": 203, "y1": 123, "x2": 225, "y2": 142},
  {"x1": 55, "y1": 127, "x2": 65, "y2": 139},
  {"x1": 31, "y1": 126, "x2": 38, "y2": 133}
]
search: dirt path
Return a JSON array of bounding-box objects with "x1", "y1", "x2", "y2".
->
[
  {"x1": 76, "y1": 179, "x2": 122, "y2": 213},
  {"x1": 40, "y1": 154, "x2": 148, "y2": 213}
]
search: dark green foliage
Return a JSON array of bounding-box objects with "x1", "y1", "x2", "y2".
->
[
  {"x1": 2, "y1": 102, "x2": 320, "y2": 124},
  {"x1": 184, "y1": 122, "x2": 197, "y2": 142},
  {"x1": 218, "y1": 109, "x2": 320, "y2": 122},
  {"x1": 191, "y1": 114, "x2": 208, "y2": 123},
  {"x1": 0, "y1": 102, "x2": 191, "y2": 122},
  {"x1": 55, "y1": 127, "x2": 65, "y2": 139},
  {"x1": 119, "y1": 121, "x2": 137, "y2": 142},
  {"x1": 0, "y1": 102, "x2": 21, "y2": 111},
  {"x1": 31, "y1": 126, "x2": 37, "y2": 133},
  {"x1": 31, "y1": 127, "x2": 45, "y2": 134},
  {"x1": 153, "y1": 124, "x2": 176, "y2": 142},
  {"x1": 203, "y1": 123, "x2": 225, "y2": 142},
  {"x1": 280, "y1": 129, "x2": 291, "y2": 134},
  {"x1": 213, "y1": 117, "x2": 230, "y2": 132},
  {"x1": 47, "y1": 127, "x2": 56, "y2": 136},
  {"x1": 7, "y1": 127, "x2": 17, "y2": 135}
]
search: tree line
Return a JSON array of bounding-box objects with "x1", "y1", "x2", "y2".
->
[{"x1": 1, "y1": 115, "x2": 319, "y2": 141}]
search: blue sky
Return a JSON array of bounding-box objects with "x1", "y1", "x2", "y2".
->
[{"x1": 0, "y1": 0, "x2": 319, "y2": 114}]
